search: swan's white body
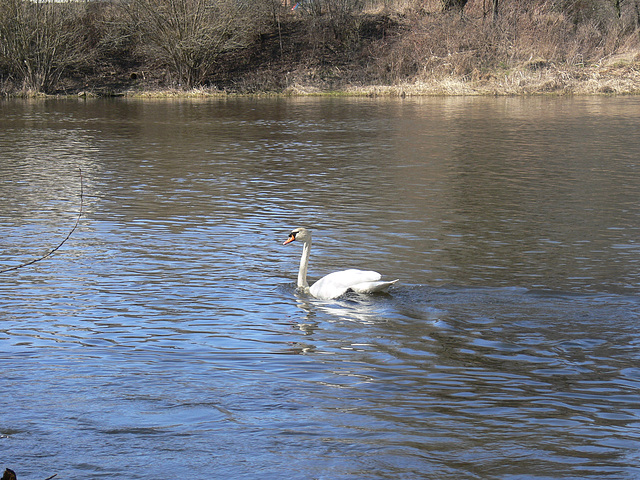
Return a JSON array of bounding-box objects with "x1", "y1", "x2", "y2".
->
[{"x1": 283, "y1": 227, "x2": 398, "y2": 300}]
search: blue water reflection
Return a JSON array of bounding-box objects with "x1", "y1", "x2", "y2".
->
[{"x1": 1, "y1": 97, "x2": 639, "y2": 479}]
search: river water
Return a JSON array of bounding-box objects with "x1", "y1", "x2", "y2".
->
[{"x1": 1, "y1": 97, "x2": 639, "y2": 479}]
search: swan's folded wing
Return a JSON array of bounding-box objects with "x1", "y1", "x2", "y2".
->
[
  {"x1": 351, "y1": 279, "x2": 398, "y2": 294},
  {"x1": 310, "y1": 269, "x2": 382, "y2": 300}
]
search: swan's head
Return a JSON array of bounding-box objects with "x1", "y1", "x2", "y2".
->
[{"x1": 283, "y1": 227, "x2": 311, "y2": 245}]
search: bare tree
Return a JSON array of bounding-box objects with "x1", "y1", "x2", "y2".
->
[
  {"x1": 127, "y1": 0, "x2": 259, "y2": 88},
  {"x1": 0, "y1": 0, "x2": 89, "y2": 93}
]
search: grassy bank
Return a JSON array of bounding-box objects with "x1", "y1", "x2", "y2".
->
[
  {"x1": 2, "y1": 0, "x2": 640, "y2": 97},
  {"x1": 221, "y1": 0, "x2": 640, "y2": 96}
]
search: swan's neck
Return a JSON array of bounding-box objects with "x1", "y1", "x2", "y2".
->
[{"x1": 298, "y1": 240, "x2": 311, "y2": 289}]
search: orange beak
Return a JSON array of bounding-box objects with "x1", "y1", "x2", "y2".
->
[{"x1": 283, "y1": 235, "x2": 296, "y2": 245}]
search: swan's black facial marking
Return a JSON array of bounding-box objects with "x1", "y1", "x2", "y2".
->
[{"x1": 283, "y1": 230, "x2": 298, "y2": 245}]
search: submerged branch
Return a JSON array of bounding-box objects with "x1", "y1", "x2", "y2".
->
[{"x1": 0, "y1": 169, "x2": 84, "y2": 274}]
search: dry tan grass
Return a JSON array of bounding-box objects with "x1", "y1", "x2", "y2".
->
[{"x1": 342, "y1": 62, "x2": 640, "y2": 96}]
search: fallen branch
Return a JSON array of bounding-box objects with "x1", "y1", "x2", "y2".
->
[{"x1": 0, "y1": 169, "x2": 84, "y2": 274}]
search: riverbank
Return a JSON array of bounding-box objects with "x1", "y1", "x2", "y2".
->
[
  {"x1": 3, "y1": 1, "x2": 640, "y2": 98},
  {"x1": 265, "y1": 56, "x2": 640, "y2": 96},
  {"x1": 70, "y1": 33, "x2": 640, "y2": 97},
  {"x1": 67, "y1": 2, "x2": 640, "y2": 98},
  {"x1": 86, "y1": 58, "x2": 640, "y2": 97}
]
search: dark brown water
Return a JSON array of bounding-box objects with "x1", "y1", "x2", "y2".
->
[{"x1": 1, "y1": 97, "x2": 639, "y2": 479}]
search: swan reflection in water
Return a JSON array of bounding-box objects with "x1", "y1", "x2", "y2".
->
[
  {"x1": 283, "y1": 227, "x2": 398, "y2": 300},
  {"x1": 291, "y1": 285, "x2": 399, "y2": 330}
]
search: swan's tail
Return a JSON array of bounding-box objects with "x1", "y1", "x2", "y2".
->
[{"x1": 351, "y1": 279, "x2": 398, "y2": 294}]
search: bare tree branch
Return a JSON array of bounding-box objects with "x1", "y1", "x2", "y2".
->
[{"x1": 0, "y1": 169, "x2": 84, "y2": 274}]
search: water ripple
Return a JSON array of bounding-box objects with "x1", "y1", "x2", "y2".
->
[{"x1": 1, "y1": 97, "x2": 640, "y2": 479}]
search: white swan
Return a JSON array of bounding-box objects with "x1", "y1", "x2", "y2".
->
[{"x1": 283, "y1": 227, "x2": 398, "y2": 300}]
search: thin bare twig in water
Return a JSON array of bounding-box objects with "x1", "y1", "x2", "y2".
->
[
  {"x1": 0, "y1": 168, "x2": 84, "y2": 274},
  {"x1": 43, "y1": 475, "x2": 58, "y2": 480}
]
